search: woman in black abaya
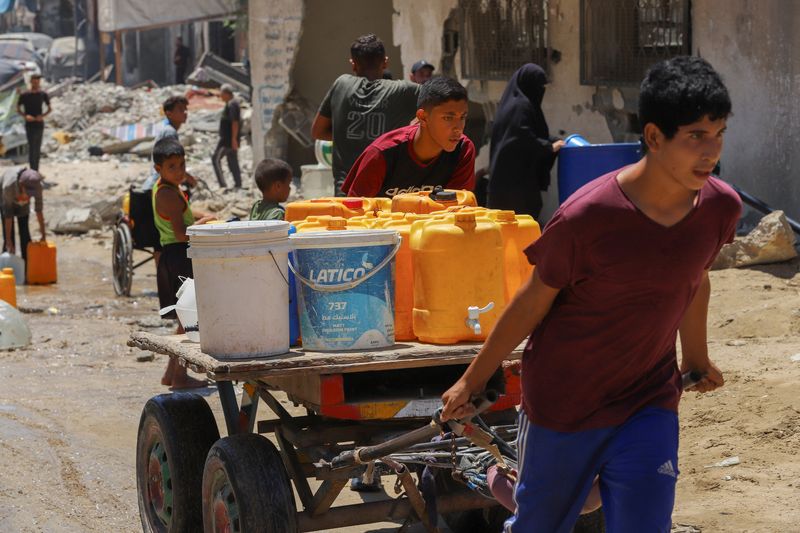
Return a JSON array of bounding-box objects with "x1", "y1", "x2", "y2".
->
[{"x1": 487, "y1": 63, "x2": 563, "y2": 218}]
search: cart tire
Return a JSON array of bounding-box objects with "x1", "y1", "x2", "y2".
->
[
  {"x1": 112, "y1": 221, "x2": 134, "y2": 296},
  {"x1": 136, "y1": 393, "x2": 220, "y2": 533},
  {"x1": 202, "y1": 433, "x2": 298, "y2": 533}
]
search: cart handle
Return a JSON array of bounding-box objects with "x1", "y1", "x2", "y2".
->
[{"x1": 330, "y1": 390, "x2": 497, "y2": 470}]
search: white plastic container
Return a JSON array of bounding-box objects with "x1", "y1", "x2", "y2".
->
[
  {"x1": 300, "y1": 163, "x2": 335, "y2": 198},
  {"x1": 0, "y1": 252, "x2": 25, "y2": 285},
  {"x1": 159, "y1": 277, "x2": 199, "y2": 342},
  {"x1": 0, "y1": 299, "x2": 31, "y2": 349},
  {"x1": 187, "y1": 220, "x2": 291, "y2": 359}
]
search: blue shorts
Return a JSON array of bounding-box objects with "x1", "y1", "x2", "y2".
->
[{"x1": 504, "y1": 407, "x2": 679, "y2": 533}]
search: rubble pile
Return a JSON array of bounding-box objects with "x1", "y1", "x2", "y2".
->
[{"x1": 41, "y1": 82, "x2": 254, "y2": 189}]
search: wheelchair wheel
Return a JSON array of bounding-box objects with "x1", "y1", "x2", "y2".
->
[{"x1": 113, "y1": 221, "x2": 134, "y2": 296}]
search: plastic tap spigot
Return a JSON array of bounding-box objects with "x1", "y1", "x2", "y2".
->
[{"x1": 466, "y1": 302, "x2": 494, "y2": 335}]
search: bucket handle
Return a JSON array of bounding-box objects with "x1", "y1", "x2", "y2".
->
[{"x1": 288, "y1": 240, "x2": 401, "y2": 293}]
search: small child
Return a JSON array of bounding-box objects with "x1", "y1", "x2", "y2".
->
[
  {"x1": 152, "y1": 137, "x2": 215, "y2": 389},
  {"x1": 249, "y1": 158, "x2": 292, "y2": 220}
]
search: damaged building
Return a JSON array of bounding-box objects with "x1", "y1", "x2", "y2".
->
[{"x1": 249, "y1": 0, "x2": 800, "y2": 222}]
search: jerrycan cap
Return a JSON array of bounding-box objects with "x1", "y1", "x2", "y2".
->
[
  {"x1": 496, "y1": 210, "x2": 516, "y2": 222},
  {"x1": 454, "y1": 212, "x2": 476, "y2": 224},
  {"x1": 2, "y1": 268, "x2": 13, "y2": 275},
  {"x1": 327, "y1": 218, "x2": 348, "y2": 230},
  {"x1": 342, "y1": 198, "x2": 363, "y2": 209},
  {"x1": 431, "y1": 186, "x2": 457, "y2": 202}
]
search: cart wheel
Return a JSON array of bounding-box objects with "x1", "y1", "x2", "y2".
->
[
  {"x1": 112, "y1": 221, "x2": 134, "y2": 296},
  {"x1": 202, "y1": 434, "x2": 298, "y2": 533},
  {"x1": 136, "y1": 393, "x2": 220, "y2": 533}
]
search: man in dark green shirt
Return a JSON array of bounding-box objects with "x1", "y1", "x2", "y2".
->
[{"x1": 311, "y1": 33, "x2": 419, "y2": 197}]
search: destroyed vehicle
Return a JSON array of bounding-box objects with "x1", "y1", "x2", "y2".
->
[
  {"x1": 0, "y1": 40, "x2": 42, "y2": 76},
  {"x1": 44, "y1": 36, "x2": 85, "y2": 82},
  {"x1": 0, "y1": 32, "x2": 53, "y2": 58}
]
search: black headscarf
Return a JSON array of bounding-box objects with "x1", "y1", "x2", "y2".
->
[{"x1": 488, "y1": 63, "x2": 557, "y2": 217}]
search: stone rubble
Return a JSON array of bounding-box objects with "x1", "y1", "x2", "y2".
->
[{"x1": 39, "y1": 81, "x2": 259, "y2": 221}]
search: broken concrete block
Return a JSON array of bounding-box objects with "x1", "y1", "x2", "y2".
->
[
  {"x1": 712, "y1": 211, "x2": 797, "y2": 270},
  {"x1": 52, "y1": 208, "x2": 103, "y2": 234},
  {"x1": 90, "y1": 198, "x2": 123, "y2": 225}
]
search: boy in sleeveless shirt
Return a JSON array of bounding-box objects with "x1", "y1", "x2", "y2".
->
[
  {"x1": 152, "y1": 138, "x2": 215, "y2": 389},
  {"x1": 442, "y1": 57, "x2": 742, "y2": 532}
]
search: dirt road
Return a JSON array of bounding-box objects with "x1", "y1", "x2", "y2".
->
[{"x1": 0, "y1": 161, "x2": 798, "y2": 532}]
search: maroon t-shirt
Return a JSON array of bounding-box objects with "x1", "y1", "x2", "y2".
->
[
  {"x1": 523, "y1": 170, "x2": 742, "y2": 432},
  {"x1": 341, "y1": 124, "x2": 476, "y2": 198}
]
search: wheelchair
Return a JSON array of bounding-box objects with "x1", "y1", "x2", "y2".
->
[{"x1": 112, "y1": 187, "x2": 160, "y2": 296}]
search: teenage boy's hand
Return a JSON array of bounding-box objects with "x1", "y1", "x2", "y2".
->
[
  {"x1": 553, "y1": 140, "x2": 566, "y2": 152},
  {"x1": 441, "y1": 379, "x2": 478, "y2": 421},
  {"x1": 682, "y1": 359, "x2": 724, "y2": 393}
]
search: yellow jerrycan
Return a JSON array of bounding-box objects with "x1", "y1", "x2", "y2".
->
[
  {"x1": 0, "y1": 267, "x2": 15, "y2": 307},
  {"x1": 321, "y1": 196, "x2": 392, "y2": 214},
  {"x1": 484, "y1": 211, "x2": 541, "y2": 302},
  {"x1": 392, "y1": 186, "x2": 477, "y2": 214},
  {"x1": 26, "y1": 240, "x2": 58, "y2": 284},
  {"x1": 381, "y1": 214, "x2": 432, "y2": 341},
  {"x1": 410, "y1": 212, "x2": 506, "y2": 344},
  {"x1": 285, "y1": 198, "x2": 365, "y2": 222},
  {"x1": 296, "y1": 216, "x2": 350, "y2": 232}
]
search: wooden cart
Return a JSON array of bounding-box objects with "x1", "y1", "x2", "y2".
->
[{"x1": 129, "y1": 332, "x2": 526, "y2": 533}]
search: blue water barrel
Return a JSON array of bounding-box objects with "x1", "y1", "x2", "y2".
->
[{"x1": 557, "y1": 142, "x2": 642, "y2": 204}]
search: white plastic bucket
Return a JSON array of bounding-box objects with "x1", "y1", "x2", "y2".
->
[
  {"x1": 289, "y1": 230, "x2": 399, "y2": 352},
  {"x1": 187, "y1": 220, "x2": 291, "y2": 359}
]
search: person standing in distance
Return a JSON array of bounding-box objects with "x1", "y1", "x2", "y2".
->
[
  {"x1": 212, "y1": 84, "x2": 242, "y2": 190},
  {"x1": 311, "y1": 34, "x2": 419, "y2": 196},
  {"x1": 16, "y1": 74, "x2": 51, "y2": 171},
  {"x1": 409, "y1": 60, "x2": 435, "y2": 84}
]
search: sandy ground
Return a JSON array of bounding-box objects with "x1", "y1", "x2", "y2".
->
[{"x1": 0, "y1": 160, "x2": 798, "y2": 532}]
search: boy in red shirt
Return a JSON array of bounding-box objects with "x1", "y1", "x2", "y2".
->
[
  {"x1": 341, "y1": 76, "x2": 475, "y2": 198},
  {"x1": 442, "y1": 57, "x2": 741, "y2": 531}
]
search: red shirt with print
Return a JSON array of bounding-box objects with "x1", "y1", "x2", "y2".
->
[{"x1": 342, "y1": 124, "x2": 475, "y2": 198}]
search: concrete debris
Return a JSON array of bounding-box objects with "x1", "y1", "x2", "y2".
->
[
  {"x1": 52, "y1": 207, "x2": 103, "y2": 234},
  {"x1": 90, "y1": 198, "x2": 123, "y2": 225},
  {"x1": 40, "y1": 82, "x2": 253, "y2": 180},
  {"x1": 712, "y1": 211, "x2": 798, "y2": 270},
  {"x1": 671, "y1": 525, "x2": 702, "y2": 533}
]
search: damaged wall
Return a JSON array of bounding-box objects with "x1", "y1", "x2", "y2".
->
[
  {"x1": 248, "y1": 0, "x2": 303, "y2": 163},
  {"x1": 287, "y1": 0, "x2": 403, "y2": 173},
  {"x1": 693, "y1": 0, "x2": 800, "y2": 221},
  {"x1": 391, "y1": 0, "x2": 613, "y2": 220}
]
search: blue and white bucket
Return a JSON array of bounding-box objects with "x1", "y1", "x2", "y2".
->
[
  {"x1": 289, "y1": 230, "x2": 400, "y2": 352},
  {"x1": 288, "y1": 225, "x2": 300, "y2": 346}
]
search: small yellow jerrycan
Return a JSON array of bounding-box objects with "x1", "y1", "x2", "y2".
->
[
  {"x1": 410, "y1": 212, "x2": 506, "y2": 344},
  {"x1": 26, "y1": 241, "x2": 58, "y2": 284},
  {"x1": 0, "y1": 267, "x2": 16, "y2": 307}
]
